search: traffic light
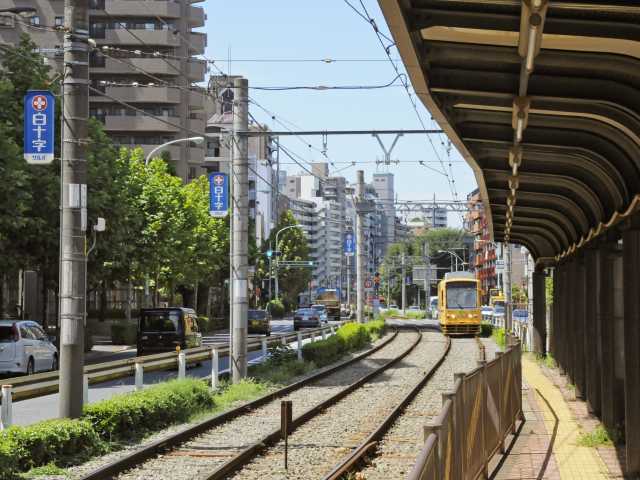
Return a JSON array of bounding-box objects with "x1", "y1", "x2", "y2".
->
[{"x1": 266, "y1": 250, "x2": 273, "y2": 258}]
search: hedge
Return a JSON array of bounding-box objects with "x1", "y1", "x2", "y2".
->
[
  {"x1": 0, "y1": 419, "x2": 104, "y2": 478},
  {"x1": 267, "y1": 298, "x2": 285, "y2": 318},
  {"x1": 0, "y1": 379, "x2": 215, "y2": 479},
  {"x1": 110, "y1": 321, "x2": 137, "y2": 345},
  {"x1": 302, "y1": 320, "x2": 386, "y2": 367},
  {"x1": 83, "y1": 378, "x2": 214, "y2": 442}
]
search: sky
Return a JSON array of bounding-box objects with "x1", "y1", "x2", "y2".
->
[{"x1": 202, "y1": 1, "x2": 479, "y2": 227}]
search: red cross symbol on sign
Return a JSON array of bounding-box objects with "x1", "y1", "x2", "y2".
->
[
  {"x1": 213, "y1": 175, "x2": 224, "y2": 186},
  {"x1": 32, "y1": 95, "x2": 48, "y2": 111}
]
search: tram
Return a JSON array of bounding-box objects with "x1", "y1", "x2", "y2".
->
[{"x1": 437, "y1": 272, "x2": 481, "y2": 335}]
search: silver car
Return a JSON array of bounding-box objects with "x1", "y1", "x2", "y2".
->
[{"x1": 0, "y1": 320, "x2": 58, "y2": 375}]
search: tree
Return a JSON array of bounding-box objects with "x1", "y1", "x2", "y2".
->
[{"x1": 257, "y1": 211, "x2": 311, "y2": 310}]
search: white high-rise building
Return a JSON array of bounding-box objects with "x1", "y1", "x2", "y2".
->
[{"x1": 372, "y1": 173, "x2": 396, "y2": 256}]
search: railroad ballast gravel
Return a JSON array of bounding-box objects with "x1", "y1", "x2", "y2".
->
[
  {"x1": 357, "y1": 337, "x2": 481, "y2": 479},
  {"x1": 228, "y1": 330, "x2": 449, "y2": 480},
  {"x1": 102, "y1": 330, "x2": 415, "y2": 480}
]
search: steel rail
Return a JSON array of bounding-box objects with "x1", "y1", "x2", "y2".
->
[
  {"x1": 322, "y1": 335, "x2": 453, "y2": 480},
  {"x1": 79, "y1": 328, "x2": 399, "y2": 480},
  {"x1": 204, "y1": 328, "x2": 424, "y2": 480}
]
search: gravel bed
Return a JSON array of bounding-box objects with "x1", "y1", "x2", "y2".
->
[
  {"x1": 358, "y1": 337, "x2": 481, "y2": 480},
  {"x1": 229, "y1": 331, "x2": 447, "y2": 480},
  {"x1": 83, "y1": 330, "x2": 413, "y2": 480},
  {"x1": 67, "y1": 332, "x2": 396, "y2": 480}
]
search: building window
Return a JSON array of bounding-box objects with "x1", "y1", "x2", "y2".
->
[
  {"x1": 188, "y1": 167, "x2": 197, "y2": 180},
  {"x1": 0, "y1": 15, "x2": 15, "y2": 28},
  {"x1": 55, "y1": 16, "x2": 64, "y2": 27},
  {"x1": 30, "y1": 16, "x2": 40, "y2": 25}
]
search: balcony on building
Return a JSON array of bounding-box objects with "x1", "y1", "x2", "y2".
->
[
  {"x1": 91, "y1": 85, "x2": 181, "y2": 104},
  {"x1": 188, "y1": 60, "x2": 206, "y2": 82},
  {"x1": 97, "y1": 28, "x2": 181, "y2": 47},
  {"x1": 90, "y1": 0, "x2": 180, "y2": 18},
  {"x1": 189, "y1": 32, "x2": 206, "y2": 54},
  {"x1": 104, "y1": 115, "x2": 180, "y2": 132},
  {"x1": 189, "y1": 6, "x2": 205, "y2": 27},
  {"x1": 90, "y1": 56, "x2": 181, "y2": 77}
]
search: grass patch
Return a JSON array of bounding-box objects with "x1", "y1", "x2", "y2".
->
[
  {"x1": 492, "y1": 327, "x2": 506, "y2": 348},
  {"x1": 576, "y1": 426, "x2": 615, "y2": 447},
  {"x1": 21, "y1": 463, "x2": 68, "y2": 478},
  {"x1": 535, "y1": 353, "x2": 556, "y2": 369},
  {"x1": 250, "y1": 343, "x2": 316, "y2": 385}
]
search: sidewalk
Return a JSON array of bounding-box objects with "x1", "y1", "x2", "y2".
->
[{"x1": 489, "y1": 354, "x2": 614, "y2": 479}]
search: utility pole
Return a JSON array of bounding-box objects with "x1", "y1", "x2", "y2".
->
[
  {"x1": 401, "y1": 252, "x2": 406, "y2": 313},
  {"x1": 231, "y1": 77, "x2": 249, "y2": 382},
  {"x1": 59, "y1": 0, "x2": 89, "y2": 419},
  {"x1": 504, "y1": 242, "x2": 513, "y2": 333},
  {"x1": 346, "y1": 255, "x2": 351, "y2": 308},
  {"x1": 355, "y1": 170, "x2": 365, "y2": 323}
]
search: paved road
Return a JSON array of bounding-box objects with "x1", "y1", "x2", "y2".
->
[{"x1": 10, "y1": 319, "x2": 339, "y2": 427}]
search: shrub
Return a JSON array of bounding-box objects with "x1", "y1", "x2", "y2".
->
[
  {"x1": 492, "y1": 327, "x2": 506, "y2": 348},
  {"x1": 302, "y1": 320, "x2": 386, "y2": 367},
  {"x1": 0, "y1": 419, "x2": 103, "y2": 476},
  {"x1": 267, "y1": 298, "x2": 285, "y2": 318},
  {"x1": 480, "y1": 322, "x2": 493, "y2": 337},
  {"x1": 110, "y1": 321, "x2": 137, "y2": 345},
  {"x1": 82, "y1": 378, "x2": 214, "y2": 442},
  {"x1": 196, "y1": 316, "x2": 212, "y2": 333}
]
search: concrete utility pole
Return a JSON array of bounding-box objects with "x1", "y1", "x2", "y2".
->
[
  {"x1": 355, "y1": 170, "x2": 366, "y2": 324},
  {"x1": 346, "y1": 255, "x2": 351, "y2": 308},
  {"x1": 504, "y1": 242, "x2": 513, "y2": 332},
  {"x1": 401, "y1": 252, "x2": 406, "y2": 313},
  {"x1": 231, "y1": 77, "x2": 249, "y2": 382},
  {"x1": 58, "y1": 0, "x2": 89, "y2": 419}
]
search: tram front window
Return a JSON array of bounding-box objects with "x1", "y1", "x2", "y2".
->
[{"x1": 446, "y1": 282, "x2": 478, "y2": 309}]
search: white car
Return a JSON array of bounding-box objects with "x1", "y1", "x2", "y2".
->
[
  {"x1": 311, "y1": 305, "x2": 329, "y2": 323},
  {"x1": 0, "y1": 320, "x2": 58, "y2": 375}
]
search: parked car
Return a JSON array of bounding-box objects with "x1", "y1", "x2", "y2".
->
[
  {"x1": 248, "y1": 309, "x2": 271, "y2": 335},
  {"x1": 137, "y1": 308, "x2": 202, "y2": 356},
  {"x1": 311, "y1": 304, "x2": 329, "y2": 323},
  {"x1": 388, "y1": 304, "x2": 399, "y2": 310},
  {"x1": 0, "y1": 320, "x2": 58, "y2": 375},
  {"x1": 293, "y1": 308, "x2": 321, "y2": 330},
  {"x1": 408, "y1": 306, "x2": 421, "y2": 311}
]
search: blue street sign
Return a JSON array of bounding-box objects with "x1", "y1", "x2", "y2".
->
[
  {"x1": 344, "y1": 232, "x2": 355, "y2": 256},
  {"x1": 24, "y1": 90, "x2": 55, "y2": 164},
  {"x1": 209, "y1": 172, "x2": 229, "y2": 217}
]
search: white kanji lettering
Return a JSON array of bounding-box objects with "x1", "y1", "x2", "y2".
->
[
  {"x1": 32, "y1": 112, "x2": 47, "y2": 126},
  {"x1": 32, "y1": 139, "x2": 47, "y2": 152}
]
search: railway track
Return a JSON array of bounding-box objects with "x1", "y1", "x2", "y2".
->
[
  {"x1": 340, "y1": 336, "x2": 485, "y2": 480},
  {"x1": 75, "y1": 328, "x2": 409, "y2": 480}
]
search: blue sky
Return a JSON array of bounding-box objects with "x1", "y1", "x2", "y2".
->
[{"x1": 202, "y1": 1, "x2": 478, "y2": 226}]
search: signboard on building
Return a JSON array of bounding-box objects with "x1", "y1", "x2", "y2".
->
[
  {"x1": 24, "y1": 90, "x2": 55, "y2": 164},
  {"x1": 343, "y1": 232, "x2": 355, "y2": 256},
  {"x1": 412, "y1": 265, "x2": 437, "y2": 284},
  {"x1": 209, "y1": 173, "x2": 229, "y2": 217},
  {"x1": 495, "y1": 259, "x2": 505, "y2": 273}
]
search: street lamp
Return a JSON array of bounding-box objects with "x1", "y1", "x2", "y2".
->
[
  {"x1": 144, "y1": 136, "x2": 205, "y2": 165},
  {"x1": 438, "y1": 250, "x2": 466, "y2": 272},
  {"x1": 273, "y1": 224, "x2": 304, "y2": 299}
]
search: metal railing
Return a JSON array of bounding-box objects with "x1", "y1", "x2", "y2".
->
[
  {"x1": 0, "y1": 324, "x2": 339, "y2": 409},
  {"x1": 408, "y1": 336, "x2": 522, "y2": 480}
]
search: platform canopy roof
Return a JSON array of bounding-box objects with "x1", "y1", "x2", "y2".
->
[{"x1": 379, "y1": 0, "x2": 640, "y2": 263}]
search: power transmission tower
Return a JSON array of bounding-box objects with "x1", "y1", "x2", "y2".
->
[
  {"x1": 231, "y1": 77, "x2": 249, "y2": 381},
  {"x1": 59, "y1": 0, "x2": 89, "y2": 419}
]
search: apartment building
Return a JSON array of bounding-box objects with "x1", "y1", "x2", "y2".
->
[
  {"x1": 1, "y1": 0, "x2": 209, "y2": 181},
  {"x1": 465, "y1": 188, "x2": 497, "y2": 302},
  {"x1": 372, "y1": 173, "x2": 396, "y2": 256}
]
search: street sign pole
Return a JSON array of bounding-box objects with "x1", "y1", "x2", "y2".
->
[
  {"x1": 355, "y1": 171, "x2": 365, "y2": 324},
  {"x1": 58, "y1": 0, "x2": 89, "y2": 419}
]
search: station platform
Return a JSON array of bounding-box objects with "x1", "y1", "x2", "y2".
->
[{"x1": 488, "y1": 354, "x2": 628, "y2": 479}]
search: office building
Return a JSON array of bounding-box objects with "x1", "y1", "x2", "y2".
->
[{"x1": 0, "y1": 0, "x2": 208, "y2": 181}]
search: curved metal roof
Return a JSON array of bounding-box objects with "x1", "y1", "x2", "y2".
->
[{"x1": 379, "y1": 0, "x2": 640, "y2": 263}]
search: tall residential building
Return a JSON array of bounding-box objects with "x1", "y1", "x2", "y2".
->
[
  {"x1": 372, "y1": 173, "x2": 396, "y2": 255},
  {"x1": 0, "y1": 0, "x2": 208, "y2": 181},
  {"x1": 465, "y1": 188, "x2": 497, "y2": 302}
]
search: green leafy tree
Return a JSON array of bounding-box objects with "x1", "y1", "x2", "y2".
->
[{"x1": 258, "y1": 211, "x2": 311, "y2": 310}]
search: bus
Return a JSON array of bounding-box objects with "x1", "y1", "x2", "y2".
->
[{"x1": 438, "y1": 272, "x2": 481, "y2": 335}]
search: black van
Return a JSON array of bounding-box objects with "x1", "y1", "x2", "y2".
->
[{"x1": 137, "y1": 308, "x2": 202, "y2": 356}]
